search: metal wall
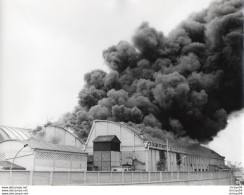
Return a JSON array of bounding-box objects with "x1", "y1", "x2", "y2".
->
[
  {"x1": 93, "y1": 151, "x2": 120, "y2": 171},
  {"x1": 93, "y1": 151, "x2": 111, "y2": 171}
]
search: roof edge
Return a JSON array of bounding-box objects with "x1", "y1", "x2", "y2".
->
[{"x1": 44, "y1": 124, "x2": 85, "y2": 144}]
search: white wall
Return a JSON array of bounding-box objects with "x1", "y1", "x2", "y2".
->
[
  {"x1": 34, "y1": 150, "x2": 87, "y2": 171},
  {"x1": 0, "y1": 140, "x2": 87, "y2": 171}
]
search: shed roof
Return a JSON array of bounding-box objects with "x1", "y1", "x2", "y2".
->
[
  {"x1": 0, "y1": 161, "x2": 26, "y2": 170},
  {"x1": 93, "y1": 135, "x2": 121, "y2": 143},
  {"x1": 16, "y1": 140, "x2": 86, "y2": 154},
  {"x1": 0, "y1": 125, "x2": 32, "y2": 141},
  {"x1": 187, "y1": 144, "x2": 223, "y2": 159}
]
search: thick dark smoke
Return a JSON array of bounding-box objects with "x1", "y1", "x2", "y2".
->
[{"x1": 56, "y1": 0, "x2": 243, "y2": 144}]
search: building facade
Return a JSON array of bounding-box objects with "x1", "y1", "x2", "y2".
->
[
  {"x1": 0, "y1": 140, "x2": 87, "y2": 171},
  {"x1": 0, "y1": 125, "x2": 87, "y2": 171},
  {"x1": 85, "y1": 120, "x2": 225, "y2": 172}
]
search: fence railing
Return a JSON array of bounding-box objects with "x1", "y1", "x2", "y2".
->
[{"x1": 0, "y1": 170, "x2": 233, "y2": 186}]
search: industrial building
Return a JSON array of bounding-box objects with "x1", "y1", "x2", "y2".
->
[
  {"x1": 85, "y1": 120, "x2": 225, "y2": 172},
  {"x1": 0, "y1": 140, "x2": 87, "y2": 171},
  {"x1": 0, "y1": 125, "x2": 87, "y2": 171},
  {"x1": 0, "y1": 122, "x2": 226, "y2": 173}
]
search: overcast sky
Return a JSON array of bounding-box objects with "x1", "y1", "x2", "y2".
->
[{"x1": 0, "y1": 0, "x2": 243, "y2": 165}]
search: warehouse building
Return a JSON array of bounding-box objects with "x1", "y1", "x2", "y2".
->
[
  {"x1": 0, "y1": 125, "x2": 87, "y2": 171},
  {"x1": 85, "y1": 120, "x2": 225, "y2": 172},
  {"x1": 0, "y1": 140, "x2": 87, "y2": 171}
]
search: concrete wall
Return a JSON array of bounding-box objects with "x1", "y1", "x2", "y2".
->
[{"x1": 0, "y1": 170, "x2": 234, "y2": 186}]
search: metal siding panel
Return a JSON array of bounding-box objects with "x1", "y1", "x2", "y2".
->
[
  {"x1": 94, "y1": 142, "x2": 111, "y2": 151},
  {"x1": 101, "y1": 161, "x2": 110, "y2": 171},
  {"x1": 111, "y1": 151, "x2": 120, "y2": 167},
  {"x1": 93, "y1": 151, "x2": 102, "y2": 162},
  {"x1": 101, "y1": 151, "x2": 110, "y2": 161},
  {"x1": 93, "y1": 151, "x2": 102, "y2": 170},
  {"x1": 111, "y1": 142, "x2": 120, "y2": 151}
]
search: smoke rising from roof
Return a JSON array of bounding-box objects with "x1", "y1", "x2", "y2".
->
[{"x1": 56, "y1": 0, "x2": 243, "y2": 144}]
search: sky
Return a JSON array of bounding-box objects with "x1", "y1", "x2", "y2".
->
[{"x1": 0, "y1": 0, "x2": 243, "y2": 165}]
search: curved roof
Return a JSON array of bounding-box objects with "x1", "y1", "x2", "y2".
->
[
  {"x1": 92, "y1": 120, "x2": 154, "y2": 143},
  {"x1": 93, "y1": 120, "x2": 168, "y2": 145},
  {"x1": 0, "y1": 125, "x2": 33, "y2": 141},
  {"x1": 45, "y1": 125, "x2": 84, "y2": 144}
]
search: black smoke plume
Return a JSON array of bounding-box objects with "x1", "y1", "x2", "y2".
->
[{"x1": 56, "y1": 0, "x2": 243, "y2": 144}]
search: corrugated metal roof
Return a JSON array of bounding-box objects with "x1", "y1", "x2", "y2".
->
[
  {"x1": 0, "y1": 125, "x2": 33, "y2": 141},
  {"x1": 93, "y1": 135, "x2": 121, "y2": 143},
  {"x1": 187, "y1": 144, "x2": 224, "y2": 159},
  {"x1": 18, "y1": 140, "x2": 86, "y2": 154},
  {"x1": 120, "y1": 123, "x2": 161, "y2": 143}
]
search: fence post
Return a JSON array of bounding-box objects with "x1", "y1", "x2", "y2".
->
[
  {"x1": 122, "y1": 171, "x2": 125, "y2": 183},
  {"x1": 201, "y1": 170, "x2": 202, "y2": 180},
  {"x1": 148, "y1": 172, "x2": 151, "y2": 182},
  {"x1": 67, "y1": 172, "x2": 70, "y2": 185},
  {"x1": 29, "y1": 171, "x2": 33, "y2": 185},
  {"x1": 111, "y1": 172, "x2": 113, "y2": 183},
  {"x1": 97, "y1": 172, "x2": 100, "y2": 183},
  {"x1": 141, "y1": 172, "x2": 143, "y2": 182},
  {"x1": 49, "y1": 171, "x2": 53, "y2": 185},
  {"x1": 84, "y1": 171, "x2": 87, "y2": 184},
  {"x1": 160, "y1": 172, "x2": 162, "y2": 181},
  {"x1": 177, "y1": 171, "x2": 179, "y2": 181}
]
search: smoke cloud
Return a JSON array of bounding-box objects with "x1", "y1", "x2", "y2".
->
[{"x1": 56, "y1": 0, "x2": 243, "y2": 144}]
